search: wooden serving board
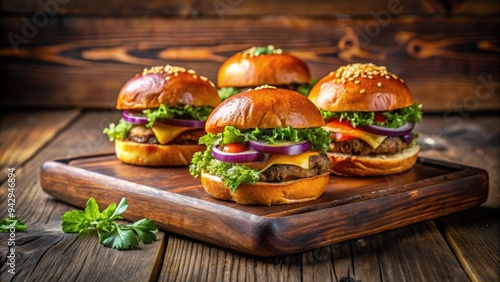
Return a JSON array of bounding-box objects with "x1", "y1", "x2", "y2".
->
[{"x1": 40, "y1": 154, "x2": 489, "y2": 257}]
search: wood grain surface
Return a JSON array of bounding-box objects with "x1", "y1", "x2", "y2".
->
[
  {"x1": 0, "y1": 111, "x2": 498, "y2": 281},
  {"x1": 1, "y1": 17, "x2": 498, "y2": 111},
  {"x1": 0, "y1": 112, "x2": 167, "y2": 282},
  {"x1": 39, "y1": 153, "x2": 488, "y2": 256}
]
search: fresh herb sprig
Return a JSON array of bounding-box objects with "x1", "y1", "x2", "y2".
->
[
  {"x1": 0, "y1": 216, "x2": 27, "y2": 232},
  {"x1": 61, "y1": 198, "x2": 158, "y2": 250}
]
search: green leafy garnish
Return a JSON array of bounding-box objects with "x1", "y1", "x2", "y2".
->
[
  {"x1": 246, "y1": 45, "x2": 282, "y2": 56},
  {"x1": 218, "y1": 87, "x2": 240, "y2": 101},
  {"x1": 320, "y1": 101, "x2": 423, "y2": 128},
  {"x1": 103, "y1": 119, "x2": 133, "y2": 141},
  {"x1": 61, "y1": 198, "x2": 158, "y2": 250},
  {"x1": 143, "y1": 104, "x2": 213, "y2": 127},
  {"x1": 0, "y1": 216, "x2": 27, "y2": 232},
  {"x1": 296, "y1": 78, "x2": 318, "y2": 97},
  {"x1": 189, "y1": 125, "x2": 330, "y2": 191}
]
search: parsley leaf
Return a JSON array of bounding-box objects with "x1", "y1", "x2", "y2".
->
[
  {"x1": 218, "y1": 87, "x2": 240, "y2": 101},
  {"x1": 103, "y1": 119, "x2": 133, "y2": 141},
  {"x1": 61, "y1": 198, "x2": 158, "y2": 250},
  {"x1": 320, "y1": 101, "x2": 423, "y2": 128},
  {"x1": 143, "y1": 104, "x2": 213, "y2": 127},
  {"x1": 0, "y1": 216, "x2": 27, "y2": 232}
]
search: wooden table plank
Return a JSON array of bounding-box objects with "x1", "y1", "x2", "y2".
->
[
  {"x1": 0, "y1": 110, "x2": 80, "y2": 176},
  {"x1": 436, "y1": 207, "x2": 500, "y2": 282},
  {"x1": 0, "y1": 111, "x2": 167, "y2": 282}
]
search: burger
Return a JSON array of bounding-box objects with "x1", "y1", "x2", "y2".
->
[
  {"x1": 103, "y1": 65, "x2": 221, "y2": 166},
  {"x1": 217, "y1": 45, "x2": 316, "y2": 100},
  {"x1": 308, "y1": 63, "x2": 423, "y2": 176},
  {"x1": 189, "y1": 86, "x2": 332, "y2": 205}
]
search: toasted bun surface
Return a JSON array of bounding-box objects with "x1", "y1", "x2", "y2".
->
[
  {"x1": 217, "y1": 51, "x2": 311, "y2": 88},
  {"x1": 308, "y1": 63, "x2": 414, "y2": 112},
  {"x1": 201, "y1": 172, "x2": 330, "y2": 205},
  {"x1": 115, "y1": 139, "x2": 205, "y2": 166},
  {"x1": 205, "y1": 86, "x2": 325, "y2": 134},
  {"x1": 117, "y1": 65, "x2": 220, "y2": 110},
  {"x1": 328, "y1": 145, "x2": 420, "y2": 176}
]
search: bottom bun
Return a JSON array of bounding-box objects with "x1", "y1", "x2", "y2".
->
[
  {"x1": 200, "y1": 172, "x2": 330, "y2": 206},
  {"x1": 115, "y1": 139, "x2": 205, "y2": 166},
  {"x1": 328, "y1": 145, "x2": 420, "y2": 176}
]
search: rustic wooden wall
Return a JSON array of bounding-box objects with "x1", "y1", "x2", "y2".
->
[{"x1": 1, "y1": 0, "x2": 499, "y2": 112}]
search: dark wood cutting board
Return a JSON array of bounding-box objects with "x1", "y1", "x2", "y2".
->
[{"x1": 40, "y1": 154, "x2": 488, "y2": 257}]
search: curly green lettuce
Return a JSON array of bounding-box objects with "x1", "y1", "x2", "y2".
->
[
  {"x1": 143, "y1": 104, "x2": 213, "y2": 127},
  {"x1": 217, "y1": 87, "x2": 240, "y2": 101},
  {"x1": 103, "y1": 119, "x2": 133, "y2": 141},
  {"x1": 296, "y1": 78, "x2": 318, "y2": 97},
  {"x1": 320, "y1": 101, "x2": 423, "y2": 128},
  {"x1": 189, "y1": 125, "x2": 330, "y2": 191}
]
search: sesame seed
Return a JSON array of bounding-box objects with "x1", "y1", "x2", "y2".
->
[
  {"x1": 209, "y1": 81, "x2": 215, "y2": 87},
  {"x1": 188, "y1": 70, "x2": 196, "y2": 74},
  {"x1": 360, "y1": 89, "x2": 366, "y2": 94},
  {"x1": 377, "y1": 82, "x2": 382, "y2": 87},
  {"x1": 368, "y1": 75, "x2": 373, "y2": 79},
  {"x1": 399, "y1": 78, "x2": 404, "y2": 83},
  {"x1": 193, "y1": 75, "x2": 197, "y2": 79},
  {"x1": 348, "y1": 77, "x2": 354, "y2": 81},
  {"x1": 385, "y1": 75, "x2": 391, "y2": 79},
  {"x1": 354, "y1": 80, "x2": 360, "y2": 84},
  {"x1": 200, "y1": 76, "x2": 208, "y2": 81}
]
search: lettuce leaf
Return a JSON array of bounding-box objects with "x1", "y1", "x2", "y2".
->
[
  {"x1": 217, "y1": 87, "x2": 240, "y2": 101},
  {"x1": 143, "y1": 104, "x2": 213, "y2": 127},
  {"x1": 296, "y1": 78, "x2": 318, "y2": 97},
  {"x1": 103, "y1": 119, "x2": 133, "y2": 141},
  {"x1": 320, "y1": 101, "x2": 423, "y2": 128}
]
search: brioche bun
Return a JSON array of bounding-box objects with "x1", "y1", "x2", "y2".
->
[
  {"x1": 308, "y1": 63, "x2": 414, "y2": 112},
  {"x1": 115, "y1": 139, "x2": 205, "y2": 167},
  {"x1": 309, "y1": 63, "x2": 419, "y2": 176},
  {"x1": 112, "y1": 65, "x2": 220, "y2": 167},
  {"x1": 117, "y1": 65, "x2": 220, "y2": 110},
  {"x1": 201, "y1": 172, "x2": 330, "y2": 205},
  {"x1": 217, "y1": 50, "x2": 311, "y2": 88},
  {"x1": 327, "y1": 146, "x2": 420, "y2": 176},
  {"x1": 205, "y1": 86, "x2": 325, "y2": 134}
]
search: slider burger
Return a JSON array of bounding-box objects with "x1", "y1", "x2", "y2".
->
[
  {"x1": 189, "y1": 86, "x2": 332, "y2": 205},
  {"x1": 308, "y1": 63, "x2": 423, "y2": 176},
  {"x1": 217, "y1": 45, "x2": 316, "y2": 100},
  {"x1": 103, "y1": 65, "x2": 221, "y2": 166}
]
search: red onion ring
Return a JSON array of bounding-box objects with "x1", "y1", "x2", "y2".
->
[
  {"x1": 212, "y1": 146, "x2": 265, "y2": 163},
  {"x1": 122, "y1": 110, "x2": 148, "y2": 125},
  {"x1": 357, "y1": 122, "x2": 415, "y2": 137},
  {"x1": 248, "y1": 140, "x2": 311, "y2": 155}
]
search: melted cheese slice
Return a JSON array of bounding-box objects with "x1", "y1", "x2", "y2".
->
[
  {"x1": 243, "y1": 151, "x2": 319, "y2": 172},
  {"x1": 324, "y1": 124, "x2": 387, "y2": 149},
  {"x1": 151, "y1": 123, "x2": 191, "y2": 145}
]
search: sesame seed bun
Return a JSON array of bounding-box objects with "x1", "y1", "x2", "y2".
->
[
  {"x1": 205, "y1": 86, "x2": 325, "y2": 134},
  {"x1": 117, "y1": 65, "x2": 220, "y2": 110},
  {"x1": 308, "y1": 63, "x2": 414, "y2": 112},
  {"x1": 217, "y1": 48, "x2": 311, "y2": 88}
]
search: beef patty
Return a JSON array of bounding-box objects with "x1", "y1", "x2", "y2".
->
[
  {"x1": 126, "y1": 125, "x2": 205, "y2": 145},
  {"x1": 329, "y1": 135, "x2": 410, "y2": 156},
  {"x1": 259, "y1": 153, "x2": 330, "y2": 182}
]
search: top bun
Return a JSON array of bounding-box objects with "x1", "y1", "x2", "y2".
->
[
  {"x1": 217, "y1": 46, "x2": 311, "y2": 88},
  {"x1": 308, "y1": 63, "x2": 414, "y2": 112},
  {"x1": 205, "y1": 86, "x2": 325, "y2": 134},
  {"x1": 117, "y1": 65, "x2": 220, "y2": 110}
]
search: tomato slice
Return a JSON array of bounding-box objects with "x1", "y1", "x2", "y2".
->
[
  {"x1": 223, "y1": 143, "x2": 249, "y2": 153},
  {"x1": 335, "y1": 133, "x2": 356, "y2": 142},
  {"x1": 374, "y1": 113, "x2": 387, "y2": 123}
]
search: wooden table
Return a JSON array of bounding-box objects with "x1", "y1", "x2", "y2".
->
[{"x1": 1, "y1": 110, "x2": 498, "y2": 281}]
